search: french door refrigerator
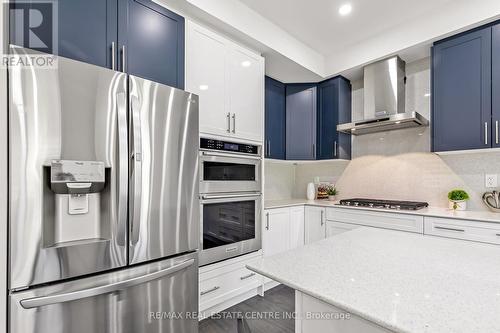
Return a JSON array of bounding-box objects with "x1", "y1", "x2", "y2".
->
[{"x1": 8, "y1": 46, "x2": 199, "y2": 333}]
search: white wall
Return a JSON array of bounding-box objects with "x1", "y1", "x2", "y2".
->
[
  {"x1": 266, "y1": 57, "x2": 500, "y2": 211},
  {"x1": 0, "y1": 2, "x2": 7, "y2": 332}
]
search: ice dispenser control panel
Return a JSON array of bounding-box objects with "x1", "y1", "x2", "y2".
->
[
  {"x1": 50, "y1": 160, "x2": 105, "y2": 215},
  {"x1": 50, "y1": 160, "x2": 105, "y2": 194}
]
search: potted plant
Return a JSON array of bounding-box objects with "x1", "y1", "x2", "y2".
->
[
  {"x1": 448, "y1": 189, "x2": 470, "y2": 211},
  {"x1": 327, "y1": 185, "x2": 338, "y2": 201}
]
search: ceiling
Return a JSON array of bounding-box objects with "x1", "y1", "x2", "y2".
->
[
  {"x1": 164, "y1": 0, "x2": 500, "y2": 82},
  {"x1": 238, "y1": 0, "x2": 454, "y2": 57}
]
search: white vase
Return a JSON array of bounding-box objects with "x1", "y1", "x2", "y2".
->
[
  {"x1": 328, "y1": 195, "x2": 336, "y2": 201},
  {"x1": 449, "y1": 200, "x2": 467, "y2": 211},
  {"x1": 306, "y1": 183, "x2": 315, "y2": 200}
]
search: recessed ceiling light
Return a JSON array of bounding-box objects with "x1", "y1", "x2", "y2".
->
[
  {"x1": 424, "y1": 93, "x2": 431, "y2": 97},
  {"x1": 338, "y1": 3, "x2": 352, "y2": 16},
  {"x1": 199, "y1": 85, "x2": 209, "y2": 91},
  {"x1": 241, "y1": 60, "x2": 251, "y2": 67}
]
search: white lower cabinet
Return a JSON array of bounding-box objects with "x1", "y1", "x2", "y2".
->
[
  {"x1": 325, "y1": 220, "x2": 362, "y2": 238},
  {"x1": 290, "y1": 206, "x2": 305, "y2": 249},
  {"x1": 424, "y1": 217, "x2": 500, "y2": 245},
  {"x1": 199, "y1": 251, "x2": 262, "y2": 319},
  {"x1": 263, "y1": 208, "x2": 291, "y2": 257},
  {"x1": 325, "y1": 208, "x2": 424, "y2": 234},
  {"x1": 304, "y1": 206, "x2": 326, "y2": 244},
  {"x1": 263, "y1": 206, "x2": 305, "y2": 287}
]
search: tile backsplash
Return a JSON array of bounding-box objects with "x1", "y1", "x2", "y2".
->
[{"x1": 264, "y1": 57, "x2": 500, "y2": 211}]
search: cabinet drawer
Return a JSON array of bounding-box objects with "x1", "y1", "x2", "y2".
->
[
  {"x1": 199, "y1": 256, "x2": 261, "y2": 312},
  {"x1": 326, "y1": 208, "x2": 424, "y2": 233},
  {"x1": 424, "y1": 217, "x2": 500, "y2": 245}
]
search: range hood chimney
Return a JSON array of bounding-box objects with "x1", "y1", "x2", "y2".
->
[{"x1": 337, "y1": 56, "x2": 428, "y2": 135}]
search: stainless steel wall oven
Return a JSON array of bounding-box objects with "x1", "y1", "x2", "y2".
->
[{"x1": 199, "y1": 138, "x2": 262, "y2": 266}]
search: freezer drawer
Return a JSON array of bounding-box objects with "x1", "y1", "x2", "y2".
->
[{"x1": 10, "y1": 252, "x2": 198, "y2": 333}]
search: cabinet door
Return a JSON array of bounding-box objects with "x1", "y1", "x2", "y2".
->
[
  {"x1": 326, "y1": 221, "x2": 360, "y2": 238},
  {"x1": 304, "y1": 206, "x2": 325, "y2": 244},
  {"x1": 186, "y1": 21, "x2": 229, "y2": 137},
  {"x1": 120, "y1": 0, "x2": 184, "y2": 88},
  {"x1": 263, "y1": 209, "x2": 290, "y2": 257},
  {"x1": 290, "y1": 207, "x2": 305, "y2": 249},
  {"x1": 286, "y1": 85, "x2": 317, "y2": 160},
  {"x1": 493, "y1": 24, "x2": 500, "y2": 148},
  {"x1": 317, "y1": 79, "x2": 339, "y2": 160},
  {"x1": 265, "y1": 76, "x2": 286, "y2": 159},
  {"x1": 10, "y1": 0, "x2": 117, "y2": 68},
  {"x1": 432, "y1": 27, "x2": 492, "y2": 152},
  {"x1": 228, "y1": 45, "x2": 264, "y2": 142}
]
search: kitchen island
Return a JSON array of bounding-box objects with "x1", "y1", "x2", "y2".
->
[{"x1": 247, "y1": 227, "x2": 500, "y2": 333}]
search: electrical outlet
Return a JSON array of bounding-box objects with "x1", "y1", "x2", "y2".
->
[{"x1": 485, "y1": 174, "x2": 498, "y2": 188}]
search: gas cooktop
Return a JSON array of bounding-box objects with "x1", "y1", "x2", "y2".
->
[{"x1": 338, "y1": 198, "x2": 429, "y2": 210}]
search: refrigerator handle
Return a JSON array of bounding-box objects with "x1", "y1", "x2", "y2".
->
[
  {"x1": 129, "y1": 92, "x2": 143, "y2": 246},
  {"x1": 19, "y1": 258, "x2": 195, "y2": 309},
  {"x1": 116, "y1": 92, "x2": 128, "y2": 247}
]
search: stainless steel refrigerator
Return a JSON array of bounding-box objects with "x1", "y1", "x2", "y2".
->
[{"x1": 8, "y1": 46, "x2": 199, "y2": 333}]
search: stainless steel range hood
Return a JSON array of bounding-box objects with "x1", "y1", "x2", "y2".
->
[{"x1": 337, "y1": 56, "x2": 428, "y2": 135}]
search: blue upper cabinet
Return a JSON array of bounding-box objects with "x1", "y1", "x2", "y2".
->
[
  {"x1": 317, "y1": 77, "x2": 351, "y2": 160},
  {"x1": 432, "y1": 27, "x2": 492, "y2": 152},
  {"x1": 492, "y1": 24, "x2": 500, "y2": 148},
  {"x1": 265, "y1": 77, "x2": 286, "y2": 159},
  {"x1": 10, "y1": 0, "x2": 185, "y2": 88},
  {"x1": 10, "y1": 0, "x2": 117, "y2": 68},
  {"x1": 119, "y1": 0, "x2": 185, "y2": 88},
  {"x1": 286, "y1": 84, "x2": 317, "y2": 160}
]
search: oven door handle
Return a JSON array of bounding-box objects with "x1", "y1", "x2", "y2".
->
[
  {"x1": 201, "y1": 193, "x2": 261, "y2": 200},
  {"x1": 201, "y1": 151, "x2": 261, "y2": 160}
]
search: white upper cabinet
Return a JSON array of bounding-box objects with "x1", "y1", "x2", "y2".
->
[
  {"x1": 227, "y1": 45, "x2": 264, "y2": 142},
  {"x1": 186, "y1": 20, "x2": 264, "y2": 143},
  {"x1": 186, "y1": 21, "x2": 228, "y2": 137}
]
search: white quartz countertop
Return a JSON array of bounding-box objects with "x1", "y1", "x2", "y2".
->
[
  {"x1": 264, "y1": 199, "x2": 500, "y2": 223},
  {"x1": 247, "y1": 228, "x2": 500, "y2": 333}
]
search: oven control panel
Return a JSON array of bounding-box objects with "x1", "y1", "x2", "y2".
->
[{"x1": 200, "y1": 138, "x2": 259, "y2": 155}]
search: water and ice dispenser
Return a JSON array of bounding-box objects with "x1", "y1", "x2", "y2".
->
[{"x1": 44, "y1": 160, "x2": 109, "y2": 247}]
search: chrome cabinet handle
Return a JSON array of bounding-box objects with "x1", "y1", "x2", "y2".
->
[
  {"x1": 232, "y1": 113, "x2": 236, "y2": 133},
  {"x1": 485, "y1": 122, "x2": 488, "y2": 145},
  {"x1": 320, "y1": 210, "x2": 324, "y2": 226},
  {"x1": 496, "y1": 233, "x2": 500, "y2": 237},
  {"x1": 111, "y1": 42, "x2": 116, "y2": 70},
  {"x1": 121, "y1": 45, "x2": 126, "y2": 72},
  {"x1": 240, "y1": 273, "x2": 256, "y2": 280},
  {"x1": 435, "y1": 226, "x2": 465, "y2": 232},
  {"x1": 496, "y1": 120, "x2": 499, "y2": 145},
  {"x1": 266, "y1": 140, "x2": 271, "y2": 157},
  {"x1": 266, "y1": 212, "x2": 270, "y2": 230},
  {"x1": 20, "y1": 259, "x2": 195, "y2": 309},
  {"x1": 312, "y1": 143, "x2": 316, "y2": 159},
  {"x1": 334, "y1": 141, "x2": 337, "y2": 157},
  {"x1": 226, "y1": 113, "x2": 231, "y2": 133},
  {"x1": 201, "y1": 286, "x2": 220, "y2": 296}
]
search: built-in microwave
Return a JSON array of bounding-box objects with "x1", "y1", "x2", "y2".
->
[
  {"x1": 199, "y1": 138, "x2": 261, "y2": 194},
  {"x1": 199, "y1": 192, "x2": 262, "y2": 266}
]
